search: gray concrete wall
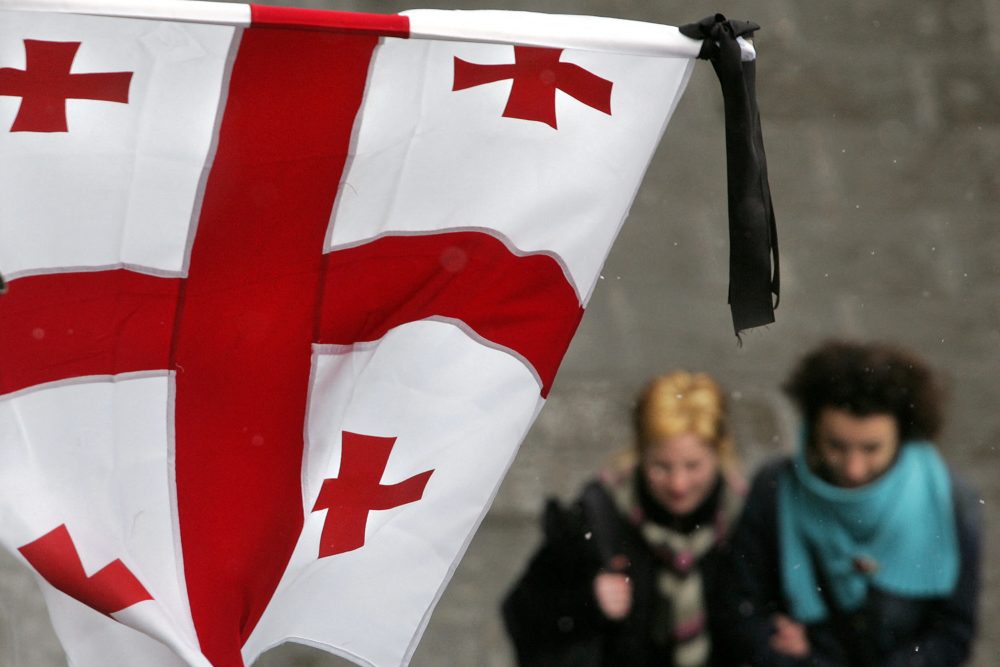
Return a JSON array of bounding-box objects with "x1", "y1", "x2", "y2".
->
[{"x1": 2, "y1": 0, "x2": 997, "y2": 665}]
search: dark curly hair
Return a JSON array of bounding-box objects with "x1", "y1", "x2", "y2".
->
[{"x1": 783, "y1": 340, "x2": 945, "y2": 442}]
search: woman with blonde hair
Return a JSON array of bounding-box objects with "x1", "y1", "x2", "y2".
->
[{"x1": 503, "y1": 371, "x2": 745, "y2": 667}]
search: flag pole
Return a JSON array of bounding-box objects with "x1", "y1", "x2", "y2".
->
[
  {"x1": 404, "y1": 9, "x2": 708, "y2": 59},
  {"x1": 0, "y1": 0, "x2": 733, "y2": 59},
  {"x1": 0, "y1": 0, "x2": 250, "y2": 25}
]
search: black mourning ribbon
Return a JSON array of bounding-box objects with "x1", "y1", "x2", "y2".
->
[{"x1": 680, "y1": 14, "x2": 780, "y2": 336}]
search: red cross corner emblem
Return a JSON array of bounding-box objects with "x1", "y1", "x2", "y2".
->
[
  {"x1": 312, "y1": 432, "x2": 434, "y2": 558},
  {"x1": 453, "y1": 46, "x2": 613, "y2": 129},
  {"x1": 18, "y1": 524, "x2": 153, "y2": 616},
  {"x1": 0, "y1": 39, "x2": 133, "y2": 133}
]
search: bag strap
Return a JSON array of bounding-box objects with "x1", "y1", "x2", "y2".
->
[{"x1": 579, "y1": 483, "x2": 630, "y2": 572}]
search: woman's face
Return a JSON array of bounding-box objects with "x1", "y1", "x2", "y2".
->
[
  {"x1": 813, "y1": 407, "x2": 900, "y2": 488},
  {"x1": 642, "y1": 432, "x2": 720, "y2": 516}
]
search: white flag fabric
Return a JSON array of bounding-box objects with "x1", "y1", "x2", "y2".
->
[{"x1": 0, "y1": 2, "x2": 700, "y2": 665}]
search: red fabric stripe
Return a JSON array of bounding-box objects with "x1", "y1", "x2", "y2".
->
[
  {"x1": 317, "y1": 232, "x2": 584, "y2": 397},
  {"x1": 250, "y1": 5, "x2": 409, "y2": 39},
  {"x1": 0, "y1": 271, "x2": 178, "y2": 396},
  {"x1": 171, "y1": 29, "x2": 377, "y2": 666}
]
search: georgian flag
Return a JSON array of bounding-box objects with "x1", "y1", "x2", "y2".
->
[{"x1": 0, "y1": 1, "x2": 712, "y2": 665}]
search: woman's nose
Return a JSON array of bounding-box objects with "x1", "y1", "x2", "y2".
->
[{"x1": 843, "y1": 452, "x2": 868, "y2": 484}]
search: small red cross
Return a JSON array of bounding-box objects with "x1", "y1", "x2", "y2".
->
[
  {"x1": 0, "y1": 39, "x2": 133, "y2": 133},
  {"x1": 453, "y1": 46, "x2": 612, "y2": 129},
  {"x1": 18, "y1": 524, "x2": 153, "y2": 616},
  {"x1": 312, "y1": 432, "x2": 434, "y2": 558}
]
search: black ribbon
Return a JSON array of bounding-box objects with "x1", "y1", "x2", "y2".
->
[
  {"x1": 0, "y1": 272, "x2": 6, "y2": 295},
  {"x1": 680, "y1": 14, "x2": 780, "y2": 336}
]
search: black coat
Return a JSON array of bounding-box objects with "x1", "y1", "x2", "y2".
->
[
  {"x1": 502, "y1": 480, "x2": 741, "y2": 667},
  {"x1": 723, "y1": 459, "x2": 982, "y2": 667}
]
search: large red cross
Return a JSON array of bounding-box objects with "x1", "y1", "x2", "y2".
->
[
  {"x1": 0, "y1": 40, "x2": 132, "y2": 133},
  {"x1": 453, "y1": 46, "x2": 612, "y2": 129},
  {"x1": 0, "y1": 30, "x2": 584, "y2": 667},
  {"x1": 312, "y1": 432, "x2": 433, "y2": 558},
  {"x1": 0, "y1": 30, "x2": 381, "y2": 667}
]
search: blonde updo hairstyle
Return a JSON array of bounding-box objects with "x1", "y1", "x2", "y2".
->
[{"x1": 632, "y1": 371, "x2": 736, "y2": 473}]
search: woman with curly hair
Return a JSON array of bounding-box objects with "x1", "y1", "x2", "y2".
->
[
  {"x1": 726, "y1": 341, "x2": 982, "y2": 666},
  {"x1": 503, "y1": 371, "x2": 745, "y2": 667}
]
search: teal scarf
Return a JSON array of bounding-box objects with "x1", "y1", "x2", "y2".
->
[{"x1": 778, "y1": 440, "x2": 959, "y2": 623}]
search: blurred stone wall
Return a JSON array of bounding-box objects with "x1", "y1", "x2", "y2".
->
[{"x1": 1, "y1": 0, "x2": 996, "y2": 665}]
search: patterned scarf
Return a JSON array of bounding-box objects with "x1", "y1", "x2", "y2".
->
[{"x1": 601, "y1": 467, "x2": 743, "y2": 667}]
